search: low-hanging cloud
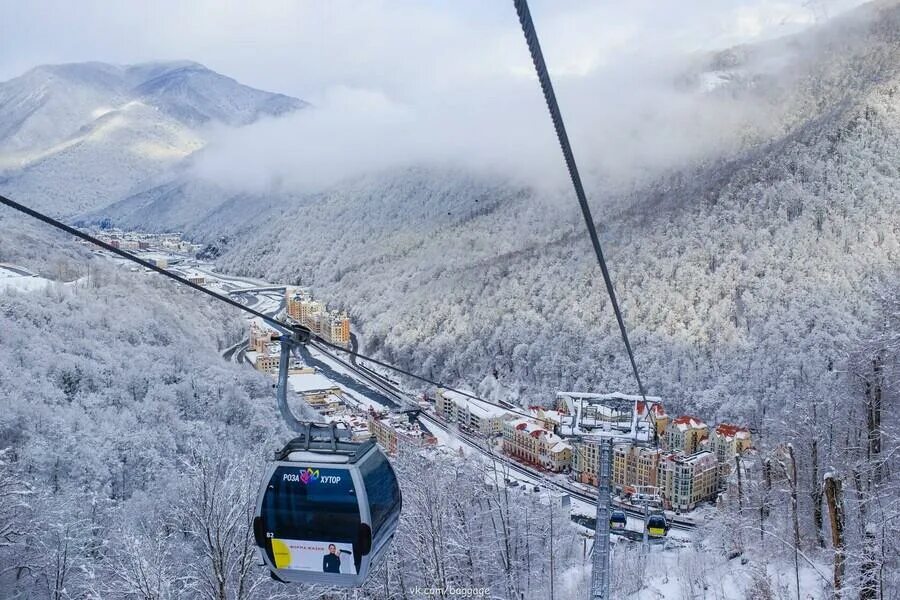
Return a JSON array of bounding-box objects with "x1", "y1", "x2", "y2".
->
[
  {"x1": 184, "y1": 1, "x2": 875, "y2": 197},
  {"x1": 189, "y1": 49, "x2": 789, "y2": 197},
  {"x1": 2, "y1": 0, "x2": 865, "y2": 197}
]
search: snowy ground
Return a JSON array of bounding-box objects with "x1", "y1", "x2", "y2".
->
[
  {"x1": 10, "y1": 251, "x2": 831, "y2": 599},
  {"x1": 625, "y1": 546, "x2": 829, "y2": 599},
  {"x1": 0, "y1": 265, "x2": 51, "y2": 292},
  {"x1": 92, "y1": 251, "x2": 783, "y2": 597},
  {"x1": 0, "y1": 263, "x2": 83, "y2": 292}
]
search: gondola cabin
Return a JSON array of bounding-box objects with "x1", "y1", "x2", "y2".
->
[
  {"x1": 610, "y1": 510, "x2": 627, "y2": 531},
  {"x1": 253, "y1": 425, "x2": 402, "y2": 586},
  {"x1": 647, "y1": 511, "x2": 668, "y2": 538}
]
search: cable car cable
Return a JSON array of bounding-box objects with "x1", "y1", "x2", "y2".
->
[
  {"x1": 0, "y1": 193, "x2": 302, "y2": 338},
  {"x1": 0, "y1": 192, "x2": 534, "y2": 421},
  {"x1": 311, "y1": 337, "x2": 536, "y2": 419},
  {"x1": 511, "y1": 0, "x2": 648, "y2": 403}
]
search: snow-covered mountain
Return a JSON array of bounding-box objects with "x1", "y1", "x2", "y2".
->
[
  {"x1": 1, "y1": 0, "x2": 897, "y2": 439},
  {"x1": 1, "y1": 4, "x2": 899, "y2": 598},
  {"x1": 0, "y1": 61, "x2": 305, "y2": 216},
  {"x1": 77, "y1": 1, "x2": 900, "y2": 425}
]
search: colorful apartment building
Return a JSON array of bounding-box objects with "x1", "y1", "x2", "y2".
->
[
  {"x1": 249, "y1": 321, "x2": 275, "y2": 353},
  {"x1": 286, "y1": 288, "x2": 316, "y2": 321},
  {"x1": 368, "y1": 413, "x2": 436, "y2": 455},
  {"x1": 666, "y1": 416, "x2": 708, "y2": 454},
  {"x1": 612, "y1": 443, "x2": 662, "y2": 492},
  {"x1": 285, "y1": 288, "x2": 351, "y2": 348},
  {"x1": 572, "y1": 438, "x2": 603, "y2": 485},
  {"x1": 636, "y1": 401, "x2": 670, "y2": 437},
  {"x1": 323, "y1": 312, "x2": 351, "y2": 347},
  {"x1": 657, "y1": 450, "x2": 718, "y2": 511},
  {"x1": 711, "y1": 423, "x2": 752, "y2": 484},
  {"x1": 712, "y1": 423, "x2": 752, "y2": 463},
  {"x1": 502, "y1": 418, "x2": 573, "y2": 472},
  {"x1": 254, "y1": 352, "x2": 281, "y2": 374},
  {"x1": 434, "y1": 389, "x2": 510, "y2": 436},
  {"x1": 572, "y1": 439, "x2": 661, "y2": 491}
]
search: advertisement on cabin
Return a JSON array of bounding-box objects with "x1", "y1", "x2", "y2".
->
[{"x1": 271, "y1": 538, "x2": 357, "y2": 574}]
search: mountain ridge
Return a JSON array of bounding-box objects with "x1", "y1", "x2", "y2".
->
[{"x1": 0, "y1": 60, "x2": 306, "y2": 216}]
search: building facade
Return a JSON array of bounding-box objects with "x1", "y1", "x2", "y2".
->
[
  {"x1": 612, "y1": 443, "x2": 662, "y2": 492},
  {"x1": 285, "y1": 288, "x2": 351, "y2": 348},
  {"x1": 323, "y1": 312, "x2": 351, "y2": 347},
  {"x1": 712, "y1": 423, "x2": 752, "y2": 463},
  {"x1": 711, "y1": 423, "x2": 752, "y2": 485},
  {"x1": 572, "y1": 438, "x2": 602, "y2": 486},
  {"x1": 249, "y1": 321, "x2": 275, "y2": 353},
  {"x1": 368, "y1": 413, "x2": 436, "y2": 455},
  {"x1": 666, "y1": 416, "x2": 708, "y2": 454},
  {"x1": 657, "y1": 450, "x2": 718, "y2": 511},
  {"x1": 502, "y1": 418, "x2": 572, "y2": 472},
  {"x1": 254, "y1": 352, "x2": 280, "y2": 374},
  {"x1": 434, "y1": 389, "x2": 509, "y2": 436},
  {"x1": 636, "y1": 401, "x2": 670, "y2": 437}
]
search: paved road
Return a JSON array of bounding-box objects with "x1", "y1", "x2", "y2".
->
[
  {"x1": 220, "y1": 290, "x2": 283, "y2": 365},
  {"x1": 297, "y1": 342, "x2": 400, "y2": 409},
  {"x1": 0, "y1": 264, "x2": 36, "y2": 277},
  {"x1": 308, "y1": 341, "x2": 697, "y2": 532},
  {"x1": 222, "y1": 340, "x2": 244, "y2": 362},
  {"x1": 195, "y1": 266, "x2": 268, "y2": 288}
]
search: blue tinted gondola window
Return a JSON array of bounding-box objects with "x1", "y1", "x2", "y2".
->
[
  {"x1": 358, "y1": 454, "x2": 401, "y2": 535},
  {"x1": 264, "y1": 466, "x2": 360, "y2": 542}
]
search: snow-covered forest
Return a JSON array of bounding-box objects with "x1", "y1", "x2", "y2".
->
[
  {"x1": 1, "y1": 0, "x2": 899, "y2": 598},
  {"x1": 0, "y1": 260, "x2": 600, "y2": 599}
]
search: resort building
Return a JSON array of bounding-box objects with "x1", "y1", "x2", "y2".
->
[
  {"x1": 712, "y1": 423, "x2": 752, "y2": 463},
  {"x1": 612, "y1": 443, "x2": 662, "y2": 492},
  {"x1": 285, "y1": 288, "x2": 351, "y2": 348},
  {"x1": 249, "y1": 320, "x2": 276, "y2": 353},
  {"x1": 711, "y1": 423, "x2": 753, "y2": 485},
  {"x1": 434, "y1": 388, "x2": 510, "y2": 436},
  {"x1": 666, "y1": 416, "x2": 709, "y2": 454},
  {"x1": 657, "y1": 450, "x2": 718, "y2": 511},
  {"x1": 502, "y1": 418, "x2": 573, "y2": 472},
  {"x1": 288, "y1": 372, "x2": 343, "y2": 406},
  {"x1": 636, "y1": 400, "x2": 670, "y2": 437},
  {"x1": 368, "y1": 412, "x2": 436, "y2": 455}
]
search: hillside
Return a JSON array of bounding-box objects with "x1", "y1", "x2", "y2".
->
[
  {"x1": 90, "y1": 1, "x2": 900, "y2": 430},
  {"x1": 0, "y1": 61, "x2": 305, "y2": 216},
  {"x1": 0, "y1": 3, "x2": 898, "y2": 598}
]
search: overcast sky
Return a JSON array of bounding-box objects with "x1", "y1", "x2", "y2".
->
[
  {"x1": 0, "y1": 0, "x2": 871, "y2": 192},
  {"x1": 0, "y1": 1, "x2": 867, "y2": 100}
]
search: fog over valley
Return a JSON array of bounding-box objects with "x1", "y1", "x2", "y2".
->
[{"x1": 0, "y1": 2, "x2": 898, "y2": 599}]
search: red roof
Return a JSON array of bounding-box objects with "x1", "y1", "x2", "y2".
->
[
  {"x1": 673, "y1": 415, "x2": 705, "y2": 426},
  {"x1": 637, "y1": 401, "x2": 666, "y2": 416},
  {"x1": 530, "y1": 430, "x2": 544, "y2": 438},
  {"x1": 515, "y1": 422, "x2": 528, "y2": 431},
  {"x1": 715, "y1": 423, "x2": 749, "y2": 437}
]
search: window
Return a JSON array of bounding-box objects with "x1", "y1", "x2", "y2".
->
[
  {"x1": 359, "y1": 453, "x2": 402, "y2": 536},
  {"x1": 262, "y1": 466, "x2": 360, "y2": 543}
]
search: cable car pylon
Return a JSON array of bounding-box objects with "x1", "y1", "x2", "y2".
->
[{"x1": 591, "y1": 438, "x2": 613, "y2": 600}]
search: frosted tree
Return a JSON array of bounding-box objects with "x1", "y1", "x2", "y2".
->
[{"x1": 177, "y1": 449, "x2": 271, "y2": 600}]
